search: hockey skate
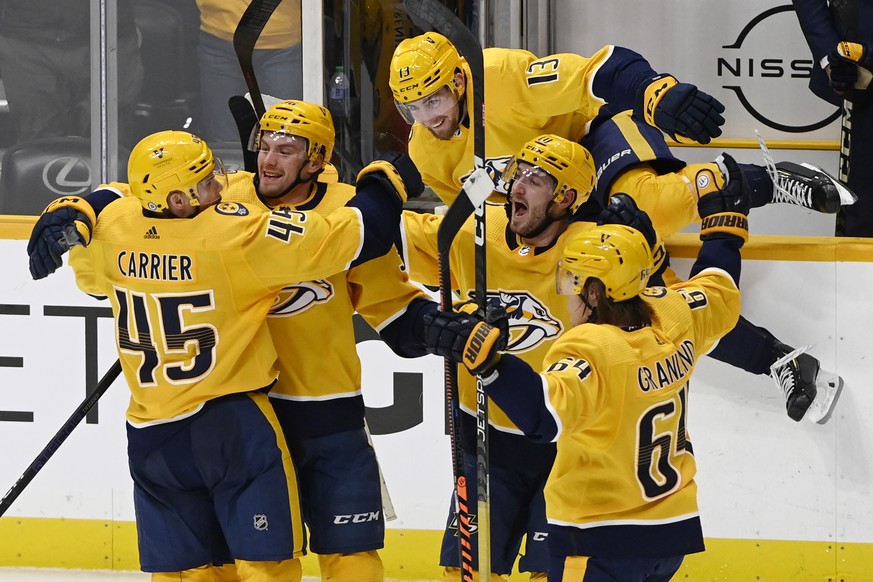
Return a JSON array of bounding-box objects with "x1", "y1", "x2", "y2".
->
[
  {"x1": 770, "y1": 342, "x2": 844, "y2": 424},
  {"x1": 771, "y1": 161, "x2": 857, "y2": 214},
  {"x1": 753, "y1": 130, "x2": 856, "y2": 214}
]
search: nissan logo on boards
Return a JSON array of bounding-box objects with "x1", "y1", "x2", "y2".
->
[{"x1": 718, "y1": 5, "x2": 841, "y2": 133}]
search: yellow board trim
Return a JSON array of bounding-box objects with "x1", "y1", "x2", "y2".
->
[
  {"x1": 665, "y1": 232, "x2": 873, "y2": 263},
  {"x1": 667, "y1": 138, "x2": 840, "y2": 151},
  {"x1": 2, "y1": 518, "x2": 873, "y2": 579},
  {"x1": 0, "y1": 215, "x2": 37, "y2": 239}
]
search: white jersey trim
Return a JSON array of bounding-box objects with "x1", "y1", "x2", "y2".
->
[
  {"x1": 540, "y1": 373, "x2": 562, "y2": 443},
  {"x1": 458, "y1": 403, "x2": 525, "y2": 436},
  {"x1": 127, "y1": 401, "x2": 206, "y2": 428},
  {"x1": 349, "y1": 206, "x2": 365, "y2": 270},
  {"x1": 548, "y1": 511, "x2": 700, "y2": 530},
  {"x1": 268, "y1": 389, "x2": 363, "y2": 402}
]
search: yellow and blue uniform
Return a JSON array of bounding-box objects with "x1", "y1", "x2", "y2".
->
[
  {"x1": 67, "y1": 171, "x2": 398, "y2": 574},
  {"x1": 408, "y1": 46, "x2": 668, "y2": 204},
  {"x1": 401, "y1": 205, "x2": 601, "y2": 574},
  {"x1": 482, "y1": 238, "x2": 742, "y2": 579},
  {"x1": 229, "y1": 172, "x2": 433, "y2": 575}
]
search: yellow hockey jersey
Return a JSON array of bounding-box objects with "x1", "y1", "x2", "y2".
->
[
  {"x1": 489, "y1": 266, "x2": 740, "y2": 557},
  {"x1": 408, "y1": 45, "x2": 649, "y2": 204},
  {"x1": 401, "y1": 204, "x2": 598, "y2": 435},
  {"x1": 70, "y1": 189, "x2": 370, "y2": 426},
  {"x1": 227, "y1": 175, "x2": 428, "y2": 439}
]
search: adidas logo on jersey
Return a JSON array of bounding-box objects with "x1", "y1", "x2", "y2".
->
[{"x1": 144, "y1": 226, "x2": 160, "y2": 239}]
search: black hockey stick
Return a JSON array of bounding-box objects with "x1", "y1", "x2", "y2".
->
[
  {"x1": 233, "y1": 0, "x2": 283, "y2": 122},
  {"x1": 228, "y1": 95, "x2": 261, "y2": 173},
  {"x1": 403, "y1": 0, "x2": 490, "y2": 577},
  {"x1": 0, "y1": 359, "x2": 123, "y2": 517},
  {"x1": 833, "y1": 0, "x2": 858, "y2": 235}
]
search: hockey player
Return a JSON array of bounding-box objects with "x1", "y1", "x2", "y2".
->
[
  {"x1": 400, "y1": 135, "x2": 618, "y2": 579},
  {"x1": 399, "y1": 133, "x2": 840, "y2": 579},
  {"x1": 420, "y1": 178, "x2": 748, "y2": 581},
  {"x1": 389, "y1": 31, "x2": 845, "y2": 426},
  {"x1": 25, "y1": 130, "x2": 417, "y2": 581},
  {"x1": 246, "y1": 100, "x2": 437, "y2": 581}
]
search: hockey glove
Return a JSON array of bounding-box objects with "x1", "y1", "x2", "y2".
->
[
  {"x1": 639, "y1": 74, "x2": 725, "y2": 144},
  {"x1": 27, "y1": 197, "x2": 96, "y2": 280},
  {"x1": 829, "y1": 41, "x2": 873, "y2": 92},
  {"x1": 597, "y1": 193, "x2": 667, "y2": 278},
  {"x1": 423, "y1": 308, "x2": 506, "y2": 376},
  {"x1": 698, "y1": 153, "x2": 750, "y2": 242},
  {"x1": 356, "y1": 152, "x2": 424, "y2": 205}
]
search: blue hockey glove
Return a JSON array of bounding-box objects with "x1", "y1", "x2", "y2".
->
[
  {"x1": 828, "y1": 41, "x2": 873, "y2": 93},
  {"x1": 597, "y1": 193, "x2": 667, "y2": 278},
  {"x1": 640, "y1": 74, "x2": 725, "y2": 144},
  {"x1": 27, "y1": 201, "x2": 94, "y2": 280}
]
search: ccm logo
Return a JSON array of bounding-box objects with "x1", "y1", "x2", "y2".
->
[{"x1": 333, "y1": 511, "x2": 381, "y2": 524}]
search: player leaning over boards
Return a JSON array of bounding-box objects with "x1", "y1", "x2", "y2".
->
[
  {"x1": 25, "y1": 130, "x2": 415, "y2": 582},
  {"x1": 389, "y1": 31, "x2": 844, "y2": 426},
  {"x1": 421, "y1": 176, "x2": 747, "y2": 582}
]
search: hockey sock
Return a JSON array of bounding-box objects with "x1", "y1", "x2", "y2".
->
[
  {"x1": 707, "y1": 316, "x2": 778, "y2": 375},
  {"x1": 738, "y1": 163, "x2": 773, "y2": 208}
]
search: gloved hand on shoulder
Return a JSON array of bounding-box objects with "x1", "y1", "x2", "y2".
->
[{"x1": 27, "y1": 197, "x2": 95, "y2": 280}]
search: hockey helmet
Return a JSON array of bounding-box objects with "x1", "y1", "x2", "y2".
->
[
  {"x1": 389, "y1": 32, "x2": 465, "y2": 124},
  {"x1": 556, "y1": 224, "x2": 654, "y2": 301},
  {"x1": 128, "y1": 130, "x2": 226, "y2": 213},
  {"x1": 257, "y1": 100, "x2": 335, "y2": 163},
  {"x1": 504, "y1": 134, "x2": 596, "y2": 212}
]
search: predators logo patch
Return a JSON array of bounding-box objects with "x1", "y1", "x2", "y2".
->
[
  {"x1": 465, "y1": 290, "x2": 562, "y2": 353},
  {"x1": 215, "y1": 202, "x2": 249, "y2": 216}
]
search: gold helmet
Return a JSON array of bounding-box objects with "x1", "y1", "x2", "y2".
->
[
  {"x1": 504, "y1": 134, "x2": 596, "y2": 212},
  {"x1": 258, "y1": 100, "x2": 335, "y2": 162},
  {"x1": 389, "y1": 32, "x2": 464, "y2": 123},
  {"x1": 128, "y1": 130, "x2": 219, "y2": 212},
  {"x1": 556, "y1": 224, "x2": 654, "y2": 301}
]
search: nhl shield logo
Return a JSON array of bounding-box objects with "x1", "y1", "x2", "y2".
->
[{"x1": 253, "y1": 514, "x2": 269, "y2": 531}]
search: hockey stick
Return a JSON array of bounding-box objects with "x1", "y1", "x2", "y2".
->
[
  {"x1": 833, "y1": 0, "x2": 858, "y2": 236},
  {"x1": 228, "y1": 95, "x2": 261, "y2": 173},
  {"x1": 0, "y1": 359, "x2": 123, "y2": 518},
  {"x1": 233, "y1": 0, "x2": 283, "y2": 121},
  {"x1": 403, "y1": 0, "x2": 490, "y2": 577}
]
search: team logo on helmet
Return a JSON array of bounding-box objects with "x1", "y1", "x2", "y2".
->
[{"x1": 269, "y1": 280, "x2": 334, "y2": 317}]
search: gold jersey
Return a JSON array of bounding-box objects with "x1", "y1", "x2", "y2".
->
[
  {"x1": 532, "y1": 267, "x2": 740, "y2": 553},
  {"x1": 227, "y1": 175, "x2": 427, "y2": 413},
  {"x1": 401, "y1": 204, "x2": 599, "y2": 434},
  {"x1": 408, "y1": 46, "x2": 620, "y2": 204},
  {"x1": 70, "y1": 184, "x2": 369, "y2": 426}
]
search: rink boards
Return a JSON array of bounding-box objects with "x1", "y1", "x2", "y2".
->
[{"x1": 1, "y1": 217, "x2": 872, "y2": 580}]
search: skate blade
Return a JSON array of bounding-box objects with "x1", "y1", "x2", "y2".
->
[
  {"x1": 799, "y1": 162, "x2": 858, "y2": 206},
  {"x1": 805, "y1": 370, "x2": 844, "y2": 425}
]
